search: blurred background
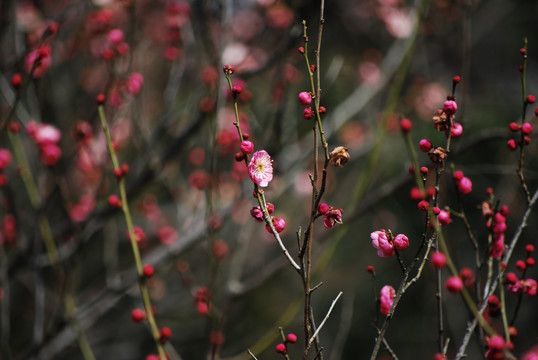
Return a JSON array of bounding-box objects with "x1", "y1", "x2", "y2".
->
[{"x1": 1, "y1": 0, "x2": 538, "y2": 359}]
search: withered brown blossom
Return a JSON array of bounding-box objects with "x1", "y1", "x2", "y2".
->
[
  {"x1": 428, "y1": 147, "x2": 447, "y2": 163},
  {"x1": 329, "y1": 146, "x2": 350, "y2": 167},
  {"x1": 432, "y1": 109, "x2": 449, "y2": 132}
]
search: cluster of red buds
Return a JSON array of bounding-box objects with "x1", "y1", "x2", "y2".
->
[{"x1": 275, "y1": 332, "x2": 298, "y2": 356}]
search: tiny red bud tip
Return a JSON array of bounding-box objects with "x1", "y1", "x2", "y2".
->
[
  {"x1": 520, "y1": 48, "x2": 527, "y2": 55},
  {"x1": 418, "y1": 200, "x2": 429, "y2": 211},
  {"x1": 143, "y1": 264, "x2": 155, "y2": 278},
  {"x1": 232, "y1": 85, "x2": 242, "y2": 95},
  {"x1": 159, "y1": 327, "x2": 172, "y2": 343},
  {"x1": 507, "y1": 139, "x2": 518, "y2": 151},
  {"x1": 131, "y1": 308, "x2": 146, "y2": 323},
  {"x1": 400, "y1": 118, "x2": 412, "y2": 132},
  {"x1": 286, "y1": 333, "x2": 297, "y2": 344},
  {"x1": 452, "y1": 75, "x2": 461, "y2": 83},
  {"x1": 11, "y1": 73, "x2": 23, "y2": 89},
  {"x1": 298, "y1": 46, "x2": 305, "y2": 54},
  {"x1": 367, "y1": 265, "x2": 375, "y2": 274},
  {"x1": 526, "y1": 95, "x2": 536, "y2": 104},
  {"x1": 509, "y1": 122, "x2": 520, "y2": 132},
  {"x1": 276, "y1": 343, "x2": 286, "y2": 354},
  {"x1": 96, "y1": 93, "x2": 106, "y2": 105}
]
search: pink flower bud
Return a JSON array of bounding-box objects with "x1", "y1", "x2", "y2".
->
[
  {"x1": 317, "y1": 203, "x2": 329, "y2": 216},
  {"x1": 443, "y1": 100, "x2": 457, "y2": 115},
  {"x1": 419, "y1": 139, "x2": 432, "y2": 152},
  {"x1": 526, "y1": 95, "x2": 536, "y2": 104},
  {"x1": 232, "y1": 85, "x2": 242, "y2": 95},
  {"x1": 452, "y1": 170, "x2": 464, "y2": 180},
  {"x1": 266, "y1": 217, "x2": 286, "y2": 234},
  {"x1": 371, "y1": 230, "x2": 394, "y2": 258},
  {"x1": 286, "y1": 333, "x2": 297, "y2": 343},
  {"x1": 276, "y1": 343, "x2": 286, "y2": 354},
  {"x1": 400, "y1": 118, "x2": 412, "y2": 132},
  {"x1": 450, "y1": 122, "x2": 463, "y2": 138},
  {"x1": 127, "y1": 72, "x2": 144, "y2": 95},
  {"x1": 39, "y1": 143, "x2": 62, "y2": 166},
  {"x1": 107, "y1": 29, "x2": 124, "y2": 44},
  {"x1": 488, "y1": 335, "x2": 505, "y2": 351},
  {"x1": 393, "y1": 234, "x2": 409, "y2": 251},
  {"x1": 143, "y1": 264, "x2": 155, "y2": 278},
  {"x1": 431, "y1": 251, "x2": 446, "y2": 269},
  {"x1": 380, "y1": 285, "x2": 395, "y2": 315},
  {"x1": 250, "y1": 207, "x2": 264, "y2": 222},
  {"x1": 509, "y1": 122, "x2": 520, "y2": 132},
  {"x1": 298, "y1": 91, "x2": 312, "y2": 106},
  {"x1": 0, "y1": 149, "x2": 13, "y2": 171},
  {"x1": 453, "y1": 76, "x2": 461, "y2": 83},
  {"x1": 507, "y1": 139, "x2": 517, "y2": 151},
  {"x1": 131, "y1": 308, "x2": 146, "y2": 323},
  {"x1": 446, "y1": 276, "x2": 463, "y2": 294},
  {"x1": 418, "y1": 200, "x2": 429, "y2": 211},
  {"x1": 521, "y1": 122, "x2": 533, "y2": 135},
  {"x1": 457, "y1": 177, "x2": 472, "y2": 194},
  {"x1": 438, "y1": 210, "x2": 452, "y2": 226},
  {"x1": 240, "y1": 140, "x2": 254, "y2": 154},
  {"x1": 303, "y1": 107, "x2": 314, "y2": 120}
]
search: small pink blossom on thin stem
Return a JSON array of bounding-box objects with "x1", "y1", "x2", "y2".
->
[
  {"x1": 265, "y1": 217, "x2": 285, "y2": 234},
  {"x1": 438, "y1": 209, "x2": 452, "y2": 226},
  {"x1": 323, "y1": 207, "x2": 343, "y2": 229},
  {"x1": 443, "y1": 100, "x2": 457, "y2": 115},
  {"x1": 371, "y1": 230, "x2": 394, "y2": 258},
  {"x1": 380, "y1": 285, "x2": 395, "y2": 315},
  {"x1": 393, "y1": 233, "x2": 409, "y2": 251},
  {"x1": 451, "y1": 122, "x2": 463, "y2": 138},
  {"x1": 446, "y1": 276, "x2": 463, "y2": 294},
  {"x1": 248, "y1": 150, "x2": 273, "y2": 187},
  {"x1": 240, "y1": 140, "x2": 254, "y2": 154}
]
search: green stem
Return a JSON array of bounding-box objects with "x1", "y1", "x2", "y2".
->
[
  {"x1": 98, "y1": 104, "x2": 167, "y2": 360},
  {"x1": 498, "y1": 262, "x2": 510, "y2": 342}
]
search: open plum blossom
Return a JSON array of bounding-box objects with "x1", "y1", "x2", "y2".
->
[
  {"x1": 318, "y1": 203, "x2": 343, "y2": 229},
  {"x1": 248, "y1": 150, "x2": 273, "y2": 187},
  {"x1": 380, "y1": 285, "x2": 395, "y2": 316},
  {"x1": 370, "y1": 230, "x2": 409, "y2": 258}
]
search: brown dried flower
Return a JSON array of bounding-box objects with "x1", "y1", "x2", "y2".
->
[
  {"x1": 329, "y1": 146, "x2": 350, "y2": 167},
  {"x1": 432, "y1": 109, "x2": 449, "y2": 132},
  {"x1": 428, "y1": 147, "x2": 447, "y2": 163}
]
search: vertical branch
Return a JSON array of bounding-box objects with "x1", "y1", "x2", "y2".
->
[{"x1": 97, "y1": 100, "x2": 167, "y2": 360}]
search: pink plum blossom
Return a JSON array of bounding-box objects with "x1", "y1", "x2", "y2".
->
[
  {"x1": 457, "y1": 176, "x2": 472, "y2": 194},
  {"x1": 248, "y1": 150, "x2": 273, "y2": 187},
  {"x1": 380, "y1": 285, "x2": 395, "y2": 315},
  {"x1": 371, "y1": 230, "x2": 394, "y2": 258},
  {"x1": 323, "y1": 207, "x2": 343, "y2": 229},
  {"x1": 393, "y1": 233, "x2": 409, "y2": 251},
  {"x1": 451, "y1": 122, "x2": 463, "y2": 138},
  {"x1": 443, "y1": 100, "x2": 458, "y2": 115},
  {"x1": 265, "y1": 217, "x2": 285, "y2": 234}
]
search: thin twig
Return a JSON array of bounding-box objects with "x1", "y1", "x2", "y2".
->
[{"x1": 307, "y1": 291, "x2": 343, "y2": 349}]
